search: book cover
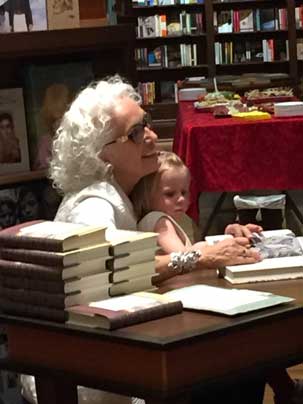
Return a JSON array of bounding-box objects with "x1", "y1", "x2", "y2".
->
[
  {"x1": 66, "y1": 291, "x2": 183, "y2": 330},
  {"x1": 164, "y1": 285, "x2": 294, "y2": 316},
  {"x1": 239, "y1": 9, "x2": 254, "y2": 32},
  {"x1": 23, "y1": 62, "x2": 94, "y2": 170},
  {"x1": 0, "y1": 220, "x2": 107, "y2": 252},
  {"x1": 46, "y1": 0, "x2": 80, "y2": 30},
  {"x1": 0, "y1": 0, "x2": 47, "y2": 33},
  {"x1": 0, "y1": 242, "x2": 110, "y2": 269},
  {"x1": 0, "y1": 88, "x2": 30, "y2": 175}
]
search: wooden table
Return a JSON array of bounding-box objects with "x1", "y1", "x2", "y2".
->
[{"x1": 1, "y1": 270, "x2": 303, "y2": 404}]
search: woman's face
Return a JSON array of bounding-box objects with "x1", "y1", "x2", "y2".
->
[{"x1": 101, "y1": 97, "x2": 159, "y2": 189}]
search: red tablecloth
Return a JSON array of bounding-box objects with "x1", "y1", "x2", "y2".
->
[{"x1": 173, "y1": 101, "x2": 303, "y2": 221}]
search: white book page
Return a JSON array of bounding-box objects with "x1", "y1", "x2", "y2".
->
[{"x1": 164, "y1": 285, "x2": 293, "y2": 315}]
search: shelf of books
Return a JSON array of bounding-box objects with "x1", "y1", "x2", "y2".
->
[{"x1": 124, "y1": 0, "x2": 207, "y2": 104}]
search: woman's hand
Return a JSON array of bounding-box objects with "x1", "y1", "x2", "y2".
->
[
  {"x1": 225, "y1": 223, "x2": 263, "y2": 238},
  {"x1": 199, "y1": 237, "x2": 261, "y2": 269}
]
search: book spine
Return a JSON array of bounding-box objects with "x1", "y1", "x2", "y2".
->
[
  {"x1": 0, "y1": 235, "x2": 64, "y2": 252},
  {"x1": 0, "y1": 259, "x2": 63, "y2": 281},
  {"x1": 0, "y1": 274, "x2": 64, "y2": 293},
  {"x1": 108, "y1": 301, "x2": 183, "y2": 330},
  {"x1": 0, "y1": 298, "x2": 66, "y2": 323},
  {"x1": 0, "y1": 286, "x2": 67, "y2": 309},
  {"x1": 1, "y1": 248, "x2": 65, "y2": 267}
]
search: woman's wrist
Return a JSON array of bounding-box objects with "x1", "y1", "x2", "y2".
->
[{"x1": 168, "y1": 250, "x2": 202, "y2": 275}]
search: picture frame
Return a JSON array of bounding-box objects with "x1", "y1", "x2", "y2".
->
[
  {"x1": 46, "y1": 0, "x2": 80, "y2": 30},
  {"x1": 0, "y1": 179, "x2": 62, "y2": 230},
  {"x1": 0, "y1": 0, "x2": 47, "y2": 33},
  {"x1": 0, "y1": 88, "x2": 30, "y2": 175}
]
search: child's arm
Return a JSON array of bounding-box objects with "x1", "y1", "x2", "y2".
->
[{"x1": 154, "y1": 216, "x2": 188, "y2": 253}]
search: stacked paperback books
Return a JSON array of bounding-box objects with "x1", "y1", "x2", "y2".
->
[
  {"x1": 206, "y1": 230, "x2": 303, "y2": 284},
  {"x1": 0, "y1": 221, "x2": 158, "y2": 323}
]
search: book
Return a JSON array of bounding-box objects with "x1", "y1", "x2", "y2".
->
[
  {"x1": 0, "y1": 243, "x2": 110, "y2": 269},
  {"x1": 46, "y1": 0, "x2": 80, "y2": 30},
  {"x1": 0, "y1": 220, "x2": 107, "y2": 252},
  {"x1": 0, "y1": 261, "x2": 155, "y2": 294},
  {"x1": 108, "y1": 230, "x2": 158, "y2": 256},
  {"x1": 164, "y1": 285, "x2": 294, "y2": 316},
  {"x1": 106, "y1": 247, "x2": 156, "y2": 270},
  {"x1": 109, "y1": 274, "x2": 155, "y2": 296},
  {"x1": 206, "y1": 230, "x2": 303, "y2": 284},
  {"x1": 66, "y1": 291, "x2": 183, "y2": 330},
  {"x1": 0, "y1": 88, "x2": 30, "y2": 175},
  {"x1": 0, "y1": 298, "x2": 66, "y2": 322},
  {"x1": 23, "y1": 62, "x2": 94, "y2": 170},
  {"x1": 0, "y1": 284, "x2": 114, "y2": 309}
]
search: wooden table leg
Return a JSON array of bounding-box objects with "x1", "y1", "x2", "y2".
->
[{"x1": 35, "y1": 375, "x2": 78, "y2": 404}]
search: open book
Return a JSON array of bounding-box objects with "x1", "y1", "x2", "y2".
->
[
  {"x1": 206, "y1": 230, "x2": 303, "y2": 284},
  {"x1": 164, "y1": 284, "x2": 294, "y2": 316}
]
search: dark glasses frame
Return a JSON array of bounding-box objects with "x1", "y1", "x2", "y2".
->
[{"x1": 105, "y1": 112, "x2": 153, "y2": 146}]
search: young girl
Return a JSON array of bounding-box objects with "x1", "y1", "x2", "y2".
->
[{"x1": 131, "y1": 150, "x2": 303, "y2": 404}]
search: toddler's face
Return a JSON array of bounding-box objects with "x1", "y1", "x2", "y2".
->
[{"x1": 150, "y1": 166, "x2": 190, "y2": 221}]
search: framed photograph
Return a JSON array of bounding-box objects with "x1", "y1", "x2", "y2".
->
[
  {"x1": 23, "y1": 61, "x2": 94, "y2": 170},
  {"x1": 0, "y1": 0, "x2": 47, "y2": 33},
  {"x1": 0, "y1": 179, "x2": 62, "y2": 230},
  {"x1": 47, "y1": 0, "x2": 80, "y2": 29},
  {"x1": 0, "y1": 88, "x2": 30, "y2": 175}
]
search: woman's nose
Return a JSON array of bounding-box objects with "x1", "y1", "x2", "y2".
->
[{"x1": 144, "y1": 126, "x2": 158, "y2": 144}]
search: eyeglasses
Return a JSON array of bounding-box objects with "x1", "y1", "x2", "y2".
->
[{"x1": 105, "y1": 112, "x2": 153, "y2": 146}]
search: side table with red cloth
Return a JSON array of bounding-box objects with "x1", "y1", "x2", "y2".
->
[{"x1": 173, "y1": 101, "x2": 303, "y2": 222}]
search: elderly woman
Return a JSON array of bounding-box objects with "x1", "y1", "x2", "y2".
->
[{"x1": 21, "y1": 75, "x2": 265, "y2": 404}]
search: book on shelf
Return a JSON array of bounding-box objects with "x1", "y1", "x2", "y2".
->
[
  {"x1": 66, "y1": 291, "x2": 183, "y2": 330},
  {"x1": 0, "y1": 88, "x2": 30, "y2": 175},
  {"x1": 206, "y1": 230, "x2": 303, "y2": 284},
  {"x1": 23, "y1": 62, "x2": 94, "y2": 170},
  {"x1": 259, "y1": 8, "x2": 277, "y2": 31},
  {"x1": 46, "y1": 0, "x2": 80, "y2": 30},
  {"x1": 239, "y1": 9, "x2": 254, "y2": 32},
  {"x1": 164, "y1": 285, "x2": 294, "y2": 316},
  {"x1": 0, "y1": 220, "x2": 107, "y2": 252}
]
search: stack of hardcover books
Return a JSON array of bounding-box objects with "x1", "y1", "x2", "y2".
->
[{"x1": 0, "y1": 221, "x2": 158, "y2": 323}]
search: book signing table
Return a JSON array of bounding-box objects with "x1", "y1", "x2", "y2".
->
[
  {"x1": 173, "y1": 101, "x2": 303, "y2": 229},
  {"x1": 1, "y1": 270, "x2": 303, "y2": 404}
]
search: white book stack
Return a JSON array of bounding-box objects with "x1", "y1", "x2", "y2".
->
[{"x1": 274, "y1": 101, "x2": 303, "y2": 117}]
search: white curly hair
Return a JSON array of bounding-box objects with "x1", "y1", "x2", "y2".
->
[{"x1": 49, "y1": 75, "x2": 141, "y2": 194}]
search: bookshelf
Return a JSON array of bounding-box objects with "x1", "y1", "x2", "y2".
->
[
  {"x1": 117, "y1": 0, "x2": 303, "y2": 103},
  {"x1": 0, "y1": 24, "x2": 136, "y2": 187}
]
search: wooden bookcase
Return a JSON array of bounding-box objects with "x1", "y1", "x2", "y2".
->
[
  {"x1": 117, "y1": 0, "x2": 303, "y2": 102},
  {"x1": 0, "y1": 24, "x2": 136, "y2": 187}
]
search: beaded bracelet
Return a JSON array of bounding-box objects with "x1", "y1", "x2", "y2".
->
[{"x1": 168, "y1": 250, "x2": 202, "y2": 274}]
